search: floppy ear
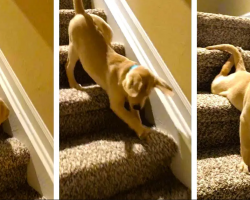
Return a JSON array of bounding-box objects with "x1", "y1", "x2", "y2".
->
[
  {"x1": 0, "y1": 98, "x2": 9, "y2": 125},
  {"x1": 154, "y1": 77, "x2": 174, "y2": 97},
  {"x1": 123, "y1": 75, "x2": 143, "y2": 97}
]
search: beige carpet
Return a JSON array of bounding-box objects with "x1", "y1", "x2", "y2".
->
[
  {"x1": 197, "y1": 12, "x2": 250, "y2": 199},
  {"x1": 59, "y1": 0, "x2": 190, "y2": 199},
  {"x1": 198, "y1": 12, "x2": 250, "y2": 50},
  {"x1": 0, "y1": 125, "x2": 44, "y2": 199}
]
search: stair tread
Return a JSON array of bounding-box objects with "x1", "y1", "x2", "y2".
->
[
  {"x1": 0, "y1": 127, "x2": 30, "y2": 193},
  {"x1": 197, "y1": 92, "x2": 240, "y2": 122},
  {"x1": 60, "y1": 85, "x2": 109, "y2": 116},
  {"x1": 111, "y1": 171, "x2": 190, "y2": 200},
  {"x1": 198, "y1": 12, "x2": 250, "y2": 29},
  {"x1": 0, "y1": 130, "x2": 30, "y2": 169},
  {"x1": 197, "y1": 12, "x2": 250, "y2": 50},
  {"x1": 197, "y1": 48, "x2": 250, "y2": 91},
  {"x1": 0, "y1": 182, "x2": 46, "y2": 200},
  {"x1": 197, "y1": 12, "x2": 250, "y2": 29},
  {"x1": 60, "y1": 0, "x2": 92, "y2": 10},
  {"x1": 197, "y1": 145, "x2": 250, "y2": 199},
  {"x1": 59, "y1": 127, "x2": 177, "y2": 199}
]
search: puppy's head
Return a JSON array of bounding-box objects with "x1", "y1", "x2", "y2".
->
[{"x1": 122, "y1": 66, "x2": 174, "y2": 110}]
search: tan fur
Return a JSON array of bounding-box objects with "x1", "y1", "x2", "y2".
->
[
  {"x1": 66, "y1": 0, "x2": 174, "y2": 139},
  {"x1": 0, "y1": 98, "x2": 9, "y2": 125},
  {"x1": 207, "y1": 44, "x2": 250, "y2": 173}
]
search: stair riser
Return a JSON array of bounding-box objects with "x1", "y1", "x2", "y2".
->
[
  {"x1": 60, "y1": 60, "x2": 95, "y2": 88},
  {"x1": 0, "y1": 165, "x2": 27, "y2": 193},
  {"x1": 198, "y1": 120, "x2": 239, "y2": 150},
  {"x1": 197, "y1": 50, "x2": 250, "y2": 91},
  {"x1": 197, "y1": 12, "x2": 250, "y2": 50},
  {"x1": 60, "y1": 168, "x2": 168, "y2": 200},
  {"x1": 59, "y1": 44, "x2": 125, "y2": 88},
  {"x1": 198, "y1": 191, "x2": 250, "y2": 200},
  {"x1": 198, "y1": 25, "x2": 250, "y2": 50},
  {"x1": 60, "y1": 110, "x2": 127, "y2": 140},
  {"x1": 60, "y1": 0, "x2": 92, "y2": 10},
  {"x1": 60, "y1": 9, "x2": 107, "y2": 45}
]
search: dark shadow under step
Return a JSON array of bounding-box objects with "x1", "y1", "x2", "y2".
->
[
  {"x1": 59, "y1": 43, "x2": 125, "y2": 88},
  {"x1": 0, "y1": 182, "x2": 46, "y2": 200}
]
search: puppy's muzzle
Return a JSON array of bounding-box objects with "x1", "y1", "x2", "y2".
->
[{"x1": 133, "y1": 105, "x2": 141, "y2": 110}]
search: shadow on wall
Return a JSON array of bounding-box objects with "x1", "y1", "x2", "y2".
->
[
  {"x1": 13, "y1": 0, "x2": 53, "y2": 50},
  {"x1": 183, "y1": 0, "x2": 191, "y2": 8}
]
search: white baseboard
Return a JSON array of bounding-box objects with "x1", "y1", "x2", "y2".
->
[
  {"x1": 0, "y1": 50, "x2": 54, "y2": 199},
  {"x1": 93, "y1": 0, "x2": 191, "y2": 189}
]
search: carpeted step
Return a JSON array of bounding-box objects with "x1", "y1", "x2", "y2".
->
[
  {"x1": 59, "y1": 85, "x2": 128, "y2": 140},
  {"x1": 60, "y1": 9, "x2": 107, "y2": 45},
  {"x1": 59, "y1": 43, "x2": 126, "y2": 88},
  {"x1": 197, "y1": 92, "x2": 241, "y2": 149},
  {"x1": 197, "y1": 48, "x2": 250, "y2": 91},
  {"x1": 197, "y1": 145, "x2": 250, "y2": 199},
  {"x1": 59, "y1": 127, "x2": 178, "y2": 199},
  {"x1": 60, "y1": 0, "x2": 92, "y2": 10},
  {"x1": 0, "y1": 182, "x2": 46, "y2": 200},
  {"x1": 110, "y1": 171, "x2": 191, "y2": 200},
  {"x1": 198, "y1": 12, "x2": 250, "y2": 50},
  {"x1": 0, "y1": 129, "x2": 30, "y2": 193}
]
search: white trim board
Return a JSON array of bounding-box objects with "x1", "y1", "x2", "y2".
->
[
  {"x1": 242, "y1": 12, "x2": 250, "y2": 18},
  {"x1": 92, "y1": 0, "x2": 191, "y2": 189},
  {"x1": 0, "y1": 49, "x2": 54, "y2": 199}
]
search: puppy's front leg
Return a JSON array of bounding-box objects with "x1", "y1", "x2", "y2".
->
[
  {"x1": 65, "y1": 43, "x2": 81, "y2": 90},
  {"x1": 130, "y1": 108, "x2": 142, "y2": 124},
  {"x1": 238, "y1": 112, "x2": 250, "y2": 173},
  {"x1": 110, "y1": 100, "x2": 150, "y2": 139}
]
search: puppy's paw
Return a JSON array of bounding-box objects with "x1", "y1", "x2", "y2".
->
[
  {"x1": 70, "y1": 83, "x2": 85, "y2": 91},
  {"x1": 237, "y1": 161, "x2": 249, "y2": 174},
  {"x1": 138, "y1": 126, "x2": 151, "y2": 141}
]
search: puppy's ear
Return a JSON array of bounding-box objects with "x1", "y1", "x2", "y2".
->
[
  {"x1": 123, "y1": 74, "x2": 143, "y2": 97},
  {"x1": 154, "y1": 77, "x2": 174, "y2": 97}
]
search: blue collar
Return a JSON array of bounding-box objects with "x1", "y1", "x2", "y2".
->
[{"x1": 129, "y1": 64, "x2": 139, "y2": 71}]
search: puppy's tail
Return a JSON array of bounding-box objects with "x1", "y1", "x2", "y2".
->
[
  {"x1": 73, "y1": 0, "x2": 86, "y2": 15},
  {"x1": 206, "y1": 44, "x2": 246, "y2": 71}
]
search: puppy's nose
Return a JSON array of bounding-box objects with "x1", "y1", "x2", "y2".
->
[{"x1": 133, "y1": 105, "x2": 141, "y2": 110}]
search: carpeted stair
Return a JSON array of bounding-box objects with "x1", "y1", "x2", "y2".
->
[
  {"x1": 59, "y1": 0, "x2": 190, "y2": 199},
  {"x1": 197, "y1": 12, "x2": 250, "y2": 199},
  {"x1": 0, "y1": 125, "x2": 44, "y2": 199}
]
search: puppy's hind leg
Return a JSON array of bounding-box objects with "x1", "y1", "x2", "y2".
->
[
  {"x1": 211, "y1": 55, "x2": 234, "y2": 96},
  {"x1": 238, "y1": 110, "x2": 250, "y2": 174},
  {"x1": 65, "y1": 43, "x2": 81, "y2": 90},
  {"x1": 219, "y1": 55, "x2": 234, "y2": 76}
]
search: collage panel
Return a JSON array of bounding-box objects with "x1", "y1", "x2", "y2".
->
[
  {"x1": 59, "y1": 0, "x2": 191, "y2": 199},
  {"x1": 197, "y1": 0, "x2": 250, "y2": 199},
  {"x1": 0, "y1": 0, "x2": 54, "y2": 199}
]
